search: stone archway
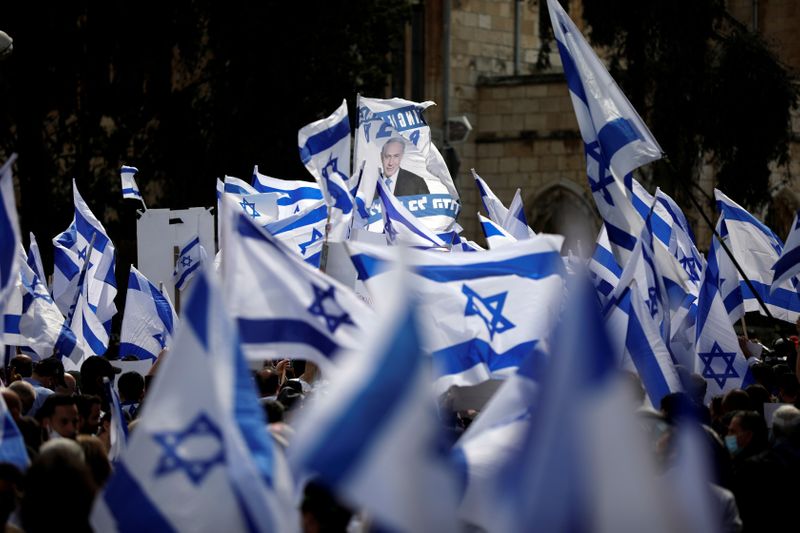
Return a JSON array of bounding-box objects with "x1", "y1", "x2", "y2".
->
[{"x1": 527, "y1": 179, "x2": 599, "y2": 255}]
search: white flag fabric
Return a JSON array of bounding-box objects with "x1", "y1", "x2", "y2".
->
[
  {"x1": 715, "y1": 189, "x2": 800, "y2": 323},
  {"x1": 104, "y1": 377, "x2": 128, "y2": 462},
  {"x1": 376, "y1": 178, "x2": 448, "y2": 249},
  {"x1": 92, "y1": 267, "x2": 298, "y2": 532},
  {"x1": 223, "y1": 207, "x2": 371, "y2": 369},
  {"x1": 121, "y1": 266, "x2": 178, "y2": 360},
  {"x1": 589, "y1": 224, "x2": 622, "y2": 307},
  {"x1": 26, "y1": 232, "x2": 48, "y2": 293},
  {"x1": 478, "y1": 213, "x2": 517, "y2": 250},
  {"x1": 349, "y1": 235, "x2": 565, "y2": 395},
  {"x1": 263, "y1": 200, "x2": 328, "y2": 268},
  {"x1": 473, "y1": 169, "x2": 535, "y2": 240},
  {"x1": 251, "y1": 166, "x2": 323, "y2": 218},
  {"x1": 547, "y1": 0, "x2": 663, "y2": 262},
  {"x1": 120, "y1": 165, "x2": 146, "y2": 208},
  {"x1": 289, "y1": 268, "x2": 460, "y2": 533},
  {"x1": 173, "y1": 235, "x2": 207, "y2": 292}
]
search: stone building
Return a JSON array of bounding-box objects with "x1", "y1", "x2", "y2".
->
[{"x1": 393, "y1": 0, "x2": 800, "y2": 252}]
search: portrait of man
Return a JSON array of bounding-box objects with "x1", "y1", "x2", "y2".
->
[{"x1": 380, "y1": 137, "x2": 430, "y2": 197}]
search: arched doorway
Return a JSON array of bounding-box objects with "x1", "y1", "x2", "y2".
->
[{"x1": 528, "y1": 180, "x2": 599, "y2": 255}]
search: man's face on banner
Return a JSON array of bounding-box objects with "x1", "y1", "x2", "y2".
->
[{"x1": 381, "y1": 140, "x2": 404, "y2": 178}]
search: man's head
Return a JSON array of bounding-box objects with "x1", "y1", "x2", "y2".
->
[
  {"x1": 31, "y1": 357, "x2": 65, "y2": 391},
  {"x1": 8, "y1": 355, "x2": 32, "y2": 380},
  {"x1": 75, "y1": 395, "x2": 102, "y2": 436},
  {"x1": 8, "y1": 381, "x2": 36, "y2": 415},
  {"x1": 381, "y1": 138, "x2": 405, "y2": 178},
  {"x1": 55, "y1": 372, "x2": 77, "y2": 396},
  {"x1": 80, "y1": 357, "x2": 121, "y2": 397},
  {"x1": 1, "y1": 390, "x2": 21, "y2": 422},
  {"x1": 118, "y1": 372, "x2": 145, "y2": 404},
  {"x1": 37, "y1": 394, "x2": 79, "y2": 439},
  {"x1": 727, "y1": 410, "x2": 767, "y2": 455}
]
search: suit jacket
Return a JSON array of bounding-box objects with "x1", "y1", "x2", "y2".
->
[{"x1": 393, "y1": 168, "x2": 430, "y2": 197}]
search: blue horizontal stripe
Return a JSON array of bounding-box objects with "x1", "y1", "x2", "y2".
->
[
  {"x1": 350, "y1": 253, "x2": 389, "y2": 281},
  {"x1": 598, "y1": 118, "x2": 641, "y2": 162},
  {"x1": 103, "y1": 462, "x2": 175, "y2": 533},
  {"x1": 175, "y1": 261, "x2": 200, "y2": 291},
  {"x1": 118, "y1": 342, "x2": 158, "y2": 360},
  {"x1": 252, "y1": 182, "x2": 322, "y2": 205},
  {"x1": 4, "y1": 314, "x2": 20, "y2": 335},
  {"x1": 237, "y1": 318, "x2": 339, "y2": 359},
  {"x1": 266, "y1": 205, "x2": 327, "y2": 235},
  {"x1": 433, "y1": 339, "x2": 538, "y2": 377},
  {"x1": 298, "y1": 117, "x2": 351, "y2": 164},
  {"x1": 415, "y1": 252, "x2": 563, "y2": 283},
  {"x1": 604, "y1": 221, "x2": 637, "y2": 251},
  {"x1": 120, "y1": 166, "x2": 139, "y2": 173},
  {"x1": 83, "y1": 320, "x2": 108, "y2": 356},
  {"x1": 480, "y1": 220, "x2": 504, "y2": 238},
  {"x1": 592, "y1": 244, "x2": 622, "y2": 278},
  {"x1": 555, "y1": 36, "x2": 589, "y2": 108},
  {"x1": 179, "y1": 237, "x2": 199, "y2": 257},
  {"x1": 74, "y1": 210, "x2": 109, "y2": 253},
  {"x1": 773, "y1": 245, "x2": 800, "y2": 284},
  {"x1": 121, "y1": 188, "x2": 141, "y2": 198},
  {"x1": 718, "y1": 200, "x2": 781, "y2": 243},
  {"x1": 304, "y1": 251, "x2": 322, "y2": 268},
  {"x1": 630, "y1": 192, "x2": 671, "y2": 246},
  {"x1": 742, "y1": 279, "x2": 800, "y2": 313},
  {"x1": 625, "y1": 298, "x2": 673, "y2": 407}
]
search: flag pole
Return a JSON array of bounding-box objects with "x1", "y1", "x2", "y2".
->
[{"x1": 662, "y1": 157, "x2": 774, "y2": 319}]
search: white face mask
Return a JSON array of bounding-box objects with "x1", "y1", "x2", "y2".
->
[{"x1": 47, "y1": 427, "x2": 63, "y2": 441}]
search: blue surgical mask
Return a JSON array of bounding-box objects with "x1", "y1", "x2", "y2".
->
[{"x1": 724, "y1": 435, "x2": 739, "y2": 455}]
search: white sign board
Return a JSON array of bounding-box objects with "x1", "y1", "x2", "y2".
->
[{"x1": 136, "y1": 207, "x2": 215, "y2": 304}]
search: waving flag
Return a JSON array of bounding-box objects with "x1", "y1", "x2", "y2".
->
[
  {"x1": 252, "y1": 166, "x2": 323, "y2": 218},
  {"x1": 121, "y1": 266, "x2": 178, "y2": 360},
  {"x1": 92, "y1": 268, "x2": 297, "y2": 532},
  {"x1": 120, "y1": 165, "x2": 146, "y2": 208},
  {"x1": 589, "y1": 224, "x2": 622, "y2": 307},
  {"x1": 26, "y1": 232, "x2": 47, "y2": 294},
  {"x1": 772, "y1": 209, "x2": 800, "y2": 292},
  {"x1": 715, "y1": 189, "x2": 800, "y2": 323},
  {"x1": 223, "y1": 208, "x2": 371, "y2": 370},
  {"x1": 289, "y1": 269, "x2": 459, "y2": 533},
  {"x1": 0, "y1": 154, "x2": 20, "y2": 312},
  {"x1": 473, "y1": 169, "x2": 535, "y2": 240},
  {"x1": 349, "y1": 235, "x2": 565, "y2": 395},
  {"x1": 478, "y1": 213, "x2": 517, "y2": 250},
  {"x1": 695, "y1": 234, "x2": 753, "y2": 401},
  {"x1": 264, "y1": 200, "x2": 328, "y2": 268},
  {"x1": 547, "y1": 0, "x2": 663, "y2": 261},
  {"x1": 173, "y1": 236, "x2": 207, "y2": 292},
  {"x1": 497, "y1": 277, "x2": 675, "y2": 533},
  {"x1": 64, "y1": 259, "x2": 109, "y2": 365},
  {"x1": 376, "y1": 179, "x2": 448, "y2": 249},
  {"x1": 0, "y1": 393, "x2": 28, "y2": 471},
  {"x1": 104, "y1": 377, "x2": 128, "y2": 462}
]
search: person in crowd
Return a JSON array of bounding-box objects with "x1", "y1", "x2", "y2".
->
[
  {"x1": 118, "y1": 371, "x2": 145, "y2": 420},
  {"x1": 743, "y1": 384, "x2": 772, "y2": 418},
  {"x1": 79, "y1": 356, "x2": 121, "y2": 401},
  {"x1": 21, "y1": 358, "x2": 63, "y2": 417},
  {"x1": 726, "y1": 411, "x2": 769, "y2": 468},
  {"x1": 55, "y1": 372, "x2": 77, "y2": 396},
  {"x1": 75, "y1": 395, "x2": 102, "y2": 436},
  {"x1": 6, "y1": 356, "x2": 31, "y2": 382},
  {"x1": 775, "y1": 371, "x2": 799, "y2": 405},
  {"x1": 76, "y1": 434, "x2": 112, "y2": 488},
  {"x1": 6, "y1": 382, "x2": 34, "y2": 419},
  {"x1": 301, "y1": 480, "x2": 353, "y2": 533},
  {"x1": 0, "y1": 462, "x2": 22, "y2": 533},
  {"x1": 36, "y1": 394, "x2": 80, "y2": 440}
]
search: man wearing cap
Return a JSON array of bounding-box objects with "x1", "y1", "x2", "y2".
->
[
  {"x1": 22, "y1": 358, "x2": 64, "y2": 417},
  {"x1": 79, "y1": 357, "x2": 121, "y2": 400}
]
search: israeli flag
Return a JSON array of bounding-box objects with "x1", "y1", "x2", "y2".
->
[
  {"x1": 473, "y1": 169, "x2": 535, "y2": 240},
  {"x1": 120, "y1": 165, "x2": 146, "y2": 208},
  {"x1": 695, "y1": 232, "x2": 754, "y2": 401},
  {"x1": 772, "y1": 209, "x2": 800, "y2": 291},
  {"x1": 0, "y1": 154, "x2": 21, "y2": 312},
  {"x1": 264, "y1": 200, "x2": 328, "y2": 268},
  {"x1": 478, "y1": 213, "x2": 517, "y2": 250},
  {"x1": 376, "y1": 178, "x2": 448, "y2": 249},
  {"x1": 547, "y1": 0, "x2": 663, "y2": 260},
  {"x1": 92, "y1": 268, "x2": 297, "y2": 533},
  {"x1": 16, "y1": 247, "x2": 80, "y2": 360},
  {"x1": 349, "y1": 235, "x2": 566, "y2": 395},
  {"x1": 589, "y1": 224, "x2": 622, "y2": 307},
  {"x1": 27, "y1": 232, "x2": 48, "y2": 293},
  {"x1": 496, "y1": 277, "x2": 676, "y2": 533},
  {"x1": 0, "y1": 393, "x2": 29, "y2": 471},
  {"x1": 289, "y1": 268, "x2": 460, "y2": 533},
  {"x1": 173, "y1": 236, "x2": 207, "y2": 292},
  {"x1": 658, "y1": 190, "x2": 704, "y2": 292},
  {"x1": 223, "y1": 208, "x2": 371, "y2": 370},
  {"x1": 712, "y1": 217, "x2": 745, "y2": 324},
  {"x1": 52, "y1": 180, "x2": 117, "y2": 329},
  {"x1": 298, "y1": 102, "x2": 355, "y2": 241},
  {"x1": 252, "y1": 166, "x2": 323, "y2": 218},
  {"x1": 453, "y1": 351, "x2": 544, "y2": 531},
  {"x1": 104, "y1": 377, "x2": 128, "y2": 462},
  {"x1": 65, "y1": 259, "x2": 110, "y2": 365},
  {"x1": 715, "y1": 189, "x2": 800, "y2": 323},
  {"x1": 121, "y1": 266, "x2": 178, "y2": 360}
]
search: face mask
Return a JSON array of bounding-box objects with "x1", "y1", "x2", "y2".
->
[{"x1": 724, "y1": 435, "x2": 739, "y2": 455}]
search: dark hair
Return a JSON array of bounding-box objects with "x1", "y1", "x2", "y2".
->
[
  {"x1": 9, "y1": 356, "x2": 32, "y2": 378},
  {"x1": 744, "y1": 384, "x2": 771, "y2": 417},
  {"x1": 118, "y1": 372, "x2": 145, "y2": 403},
  {"x1": 36, "y1": 394, "x2": 77, "y2": 421},
  {"x1": 75, "y1": 395, "x2": 102, "y2": 420},
  {"x1": 732, "y1": 410, "x2": 769, "y2": 451},
  {"x1": 301, "y1": 480, "x2": 353, "y2": 533},
  {"x1": 722, "y1": 389, "x2": 752, "y2": 414},
  {"x1": 262, "y1": 400, "x2": 285, "y2": 423},
  {"x1": 256, "y1": 369, "x2": 280, "y2": 398},
  {"x1": 661, "y1": 392, "x2": 701, "y2": 424}
]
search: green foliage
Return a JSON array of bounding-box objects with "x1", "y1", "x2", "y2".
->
[{"x1": 581, "y1": 0, "x2": 797, "y2": 211}]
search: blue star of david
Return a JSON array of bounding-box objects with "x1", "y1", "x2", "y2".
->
[
  {"x1": 152, "y1": 412, "x2": 225, "y2": 486},
  {"x1": 153, "y1": 332, "x2": 167, "y2": 349},
  {"x1": 77, "y1": 247, "x2": 88, "y2": 261},
  {"x1": 584, "y1": 141, "x2": 615, "y2": 206},
  {"x1": 180, "y1": 255, "x2": 193, "y2": 268},
  {"x1": 462, "y1": 284, "x2": 516, "y2": 340},
  {"x1": 645, "y1": 287, "x2": 659, "y2": 317},
  {"x1": 321, "y1": 155, "x2": 339, "y2": 181},
  {"x1": 698, "y1": 342, "x2": 739, "y2": 388},
  {"x1": 298, "y1": 228, "x2": 323, "y2": 256},
  {"x1": 239, "y1": 198, "x2": 260, "y2": 219},
  {"x1": 32, "y1": 290, "x2": 53, "y2": 303},
  {"x1": 308, "y1": 283, "x2": 354, "y2": 333},
  {"x1": 677, "y1": 250, "x2": 700, "y2": 283}
]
